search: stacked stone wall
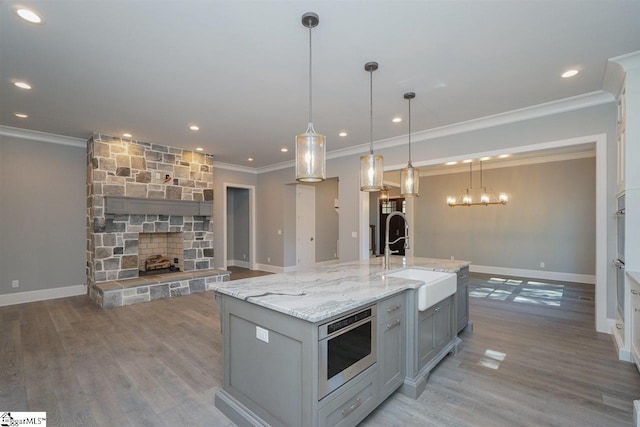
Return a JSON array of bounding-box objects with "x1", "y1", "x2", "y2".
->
[{"x1": 86, "y1": 133, "x2": 214, "y2": 297}]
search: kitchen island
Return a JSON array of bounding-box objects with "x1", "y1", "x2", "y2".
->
[{"x1": 213, "y1": 256, "x2": 470, "y2": 427}]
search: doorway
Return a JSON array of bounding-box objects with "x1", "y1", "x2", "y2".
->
[{"x1": 222, "y1": 182, "x2": 256, "y2": 271}]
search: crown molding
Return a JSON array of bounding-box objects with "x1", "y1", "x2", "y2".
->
[
  {"x1": 417, "y1": 150, "x2": 595, "y2": 177},
  {"x1": 255, "y1": 90, "x2": 613, "y2": 175},
  {"x1": 603, "y1": 50, "x2": 640, "y2": 97},
  {"x1": 213, "y1": 161, "x2": 258, "y2": 174},
  {"x1": 0, "y1": 125, "x2": 86, "y2": 147},
  {"x1": 611, "y1": 50, "x2": 640, "y2": 72}
]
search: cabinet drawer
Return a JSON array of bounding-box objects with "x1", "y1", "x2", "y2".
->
[
  {"x1": 378, "y1": 293, "x2": 405, "y2": 324},
  {"x1": 318, "y1": 368, "x2": 377, "y2": 427}
]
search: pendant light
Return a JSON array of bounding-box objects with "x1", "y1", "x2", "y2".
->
[
  {"x1": 400, "y1": 92, "x2": 419, "y2": 197},
  {"x1": 296, "y1": 12, "x2": 326, "y2": 182},
  {"x1": 360, "y1": 62, "x2": 383, "y2": 191},
  {"x1": 379, "y1": 186, "x2": 390, "y2": 204}
]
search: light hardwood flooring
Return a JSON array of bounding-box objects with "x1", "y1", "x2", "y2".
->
[
  {"x1": 226, "y1": 266, "x2": 272, "y2": 281},
  {"x1": 1, "y1": 273, "x2": 639, "y2": 426}
]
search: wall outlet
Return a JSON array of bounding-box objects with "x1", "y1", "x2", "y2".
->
[
  {"x1": 540, "y1": 262, "x2": 545, "y2": 268},
  {"x1": 243, "y1": 254, "x2": 246, "y2": 260},
  {"x1": 267, "y1": 257, "x2": 271, "y2": 263},
  {"x1": 451, "y1": 256, "x2": 455, "y2": 260},
  {"x1": 256, "y1": 326, "x2": 269, "y2": 343},
  {"x1": 351, "y1": 231, "x2": 357, "y2": 238},
  {"x1": 277, "y1": 229, "x2": 282, "y2": 235},
  {"x1": 12, "y1": 280, "x2": 19, "y2": 288}
]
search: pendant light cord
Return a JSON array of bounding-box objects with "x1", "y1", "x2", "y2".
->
[
  {"x1": 308, "y1": 25, "x2": 313, "y2": 125},
  {"x1": 369, "y1": 69, "x2": 374, "y2": 154},
  {"x1": 408, "y1": 97, "x2": 412, "y2": 165}
]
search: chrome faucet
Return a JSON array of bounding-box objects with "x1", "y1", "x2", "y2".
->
[{"x1": 384, "y1": 211, "x2": 409, "y2": 269}]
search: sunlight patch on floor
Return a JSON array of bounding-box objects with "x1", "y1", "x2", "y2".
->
[
  {"x1": 470, "y1": 276, "x2": 565, "y2": 306},
  {"x1": 478, "y1": 349, "x2": 507, "y2": 370}
]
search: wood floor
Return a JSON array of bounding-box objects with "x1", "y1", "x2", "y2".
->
[
  {"x1": 226, "y1": 266, "x2": 272, "y2": 281},
  {"x1": 1, "y1": 273, "x2": 639, "y2": 426}
]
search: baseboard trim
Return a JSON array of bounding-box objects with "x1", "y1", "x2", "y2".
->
[
  {"x1": 315, "y1": 259, "x2": 340, "y2": 267},
  {"x1": 0, "y1": 284, "x2": 87, "y2": 307},
  {"x1": 226, "y1": 259, "x2": 249, "y2": 268},
  {"x1": 469, "y1": 264, "x2": 596, "y2": 284},
  {"x1": 254, "y1": 263, "x2": 284, "y2": 274}
]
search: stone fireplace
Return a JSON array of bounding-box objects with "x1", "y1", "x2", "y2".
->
[
  {"x1": 86, "y1": 133, "x2": 228, "y2": 308},
  {"x1": 138, "y1": 232, "x2": 184, "y2": 274}
]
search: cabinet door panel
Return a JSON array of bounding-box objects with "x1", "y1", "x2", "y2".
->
[
  {"x1": 434, "y1": 298, "x2": 453, "y2": 351},
  {"x1": 381, "y1": 315, "x2": 404, "y2": 397},
  {"x1": 418, "y1": 307, "x2": 436, "y2": 370}
]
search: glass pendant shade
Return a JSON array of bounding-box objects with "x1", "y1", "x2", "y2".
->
[
  {"x1": 400, "y1": 163, "x2": 419, "y2": 197},
  {"x1": 379, "y1": 187, "x2": 390, "y2": 203},
  {"x1": 296, "y1": 123, "x2": 326, "y2": 182},
  {"x1": 359, "y1": 61, "x2": 383, "y2": 192},
  {"x1": 360, "y1": 153, "x2": 383, "y2": 191}
]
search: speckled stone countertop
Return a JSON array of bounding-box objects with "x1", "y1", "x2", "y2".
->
[{"x1": 213, "y1": 256, "x2": 470, "y2": 323}]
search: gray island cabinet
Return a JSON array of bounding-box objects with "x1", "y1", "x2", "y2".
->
[{"x1": 213, "y1": 257, "x2": 470, "y2": 427}]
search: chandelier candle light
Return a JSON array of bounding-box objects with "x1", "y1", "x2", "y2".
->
[
  {"x1": 360, "y1": 62, "x2": 383, "y2": 191},
  {"x1": 400, "y1": 92, "x2": 419, "y2": 197},
  {"x1": 446, "y1": 160, "x2": 509, "y2": 207},
  {"x1": 296, "y1": 12, "x2": 326, "y2": 182}
]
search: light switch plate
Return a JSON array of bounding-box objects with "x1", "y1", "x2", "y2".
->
[
  {"x1": 256, "y1": 326, "x2": 269, "y2": 343},
  {"x1": 351, "y1": 231, "x2": 357, "y2": 238}
]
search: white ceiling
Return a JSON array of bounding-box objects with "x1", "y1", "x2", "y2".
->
[{"x1": 1, "y1": 1, "x2": 639, "y2": 168}]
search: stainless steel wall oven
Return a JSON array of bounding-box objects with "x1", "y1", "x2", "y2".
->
[{"x1": 318, "y1": 305, "x2": 377, "y2": 399}]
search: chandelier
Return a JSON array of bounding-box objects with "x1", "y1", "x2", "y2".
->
[{"x1": 446, "y1": 160, "x2": 508, "y2": 207}]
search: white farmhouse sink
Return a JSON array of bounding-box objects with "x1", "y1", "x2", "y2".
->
[{"x1": 387, "y1": 269, "x2": 457, "y2": 311}]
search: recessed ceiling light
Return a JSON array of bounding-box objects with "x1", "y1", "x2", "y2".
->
[
  {"x1": 562, "y1": 69, "x2": 579, "y2": 78},
  {"x1": 122, "y1": 133, "x2": 132, "y2": 138},
  {"x1": 196, "y1": 147, "x2": 204, "y2": 152},
  {"x1": 281, "y1": 148, "x2": 288, "y2": 153},
  {"x1": 339, "y1": 132, "x2": 348, "y2": 137},
  {"x1": 14, "y1": 81, "x2": 32, "y2": 90},
  {"x1": 498, "y1": 154, "x2": 511, "y2": 159},
  {"x1": 480, "y1": 156, "x2": 491, "y2": 161},
  {"x1": 462, "y1": 159, "x2": 472, "y2": 164},
  {"x1": 248, "y1": 157, "x2": 254, "y2": 162},
  {"x1": 392, "y1": 117, "x2": 402, "y2": 123},
  {"x1": 16, "y1": 8, "x2": 42, "y2": 24},
  {"x1": 189, "y1": 125, "x2": 200, "y2": 131},
  {"x1": 445, "y1": 161, "x2": 457, "y2": 166},
  {"x1": 14, "y1": 113, "x2": 28, "y2": 118}
]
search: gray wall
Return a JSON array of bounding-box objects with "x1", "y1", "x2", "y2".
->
[
  {"x1": 227, "y1": 187, "x2": 250, "y2": 263},
  {"x1": 414, "y1": 157, "x2": 596, "y2": 274},
  {"x1": 213, "y1": 167, "x2": 257, "y2": 269},
  {"x1": 314, "y1": 177, "x2": 339, "y2": 263},
  {"x1": 0, "y1": 136, "x2": 86, "y2": 294}
]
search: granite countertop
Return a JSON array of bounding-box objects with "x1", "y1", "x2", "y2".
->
[{"x1": 213, "y1": 256, "x2": 470, "y2": 323}]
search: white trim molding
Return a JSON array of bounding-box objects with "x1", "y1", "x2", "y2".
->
[
  {"x1": 470, "y1": 264, "x2": 596, "y2": 285},
  {"x1": 0, "y1": 125, "x2": 86, "y2": 147},
  {"x1": 0, "y1": 284, "x2": 87, "y2": 307},
  {"x1": 222, "y1": 182, "x2": 257, "y2": 272},
  {"x1": 258, "y1": 91, "x2": 613, "y2": 175},
  {"x1": 227, "y1": 259, "x2": 249, "y2": 268},
  {"x1": 214, "y1": 161, "x2": 258, "y2": 174}
]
